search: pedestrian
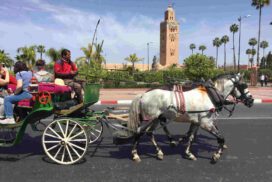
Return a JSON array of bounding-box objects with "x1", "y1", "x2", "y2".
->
[
  {"x1": 264, "y1": 74, "x2": 268, "y2": 86},
  {"x1": 260, "y1": 74, "x2": 265, "y2": 87}
]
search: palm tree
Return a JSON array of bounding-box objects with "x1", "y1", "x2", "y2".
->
[
  {"x1": 251, "y1": 0, "x2": 270, "y2": 66},
  {"x1": 76, "y1": 40, "x2": 105, "y2": 68},
  {"x1": 251, "y1": 48, "x2": 257, "y2": 67},
  {"x1": 37, "y1": 45, "x2": 46, "y2": 60},
  {"x1": 46, "y1": 48, "x2": 61, "y2": 62},
  {"x1": 198, "y1": 45, "x2": 206, "y2": 55},
  {"x1": 260, "y1": 40, "x2": 269, "y2": 58},
  {"x1": 124, "y1": 53, "x2": 144, "y2": 72},
  {"x1": 76, "y1": 42, "x2": 95, "y2": 67},
  {"x1": 189, "y1": 44, "x2": 196, "y2": 54},
  {"x1": 230, "y1": 24, "x2": 239, "y2": 70},
  {"x1": 249, "y1": 38, "x2": 258, "y2": 65},
  {"x1": 213, "y1": 37, "x2": 221, "y2": 67},
  {"x1": 16, "y1": 45, "x2": 37, "y2": 69},
  {"x1": 93, "y1": 40, "x2": 105, "y2": 65},
  {"x1": 0, "y1": 50, "x2": 14, "y2": 69},
  {"x1": 246, "y1": 48, "x2": 252, "y2": 67},
  {"x1": 221, "y1": 35, "x2": 229, "y2": 71}
]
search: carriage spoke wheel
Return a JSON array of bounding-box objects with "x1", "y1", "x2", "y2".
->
[
  {"x1": 88, "y1": 120, "x2": 103, "y2": 144},
  {"x1": 42, "y1": 118, "x2": 89, "y2": 165}
]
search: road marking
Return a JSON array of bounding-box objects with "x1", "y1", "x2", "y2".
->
[{"x1": 219, "y1": 117, "x2": 272, "y2": 120}]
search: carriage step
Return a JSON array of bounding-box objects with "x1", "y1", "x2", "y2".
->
[
  {"x1": 55, "y1": 103, "x2": 84, "y2": 115},
  {"x1": 0, "y1": 122, "x2": 23, "y2": 128}
]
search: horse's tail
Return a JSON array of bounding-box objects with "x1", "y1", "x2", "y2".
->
[{"x1": 128, "y1": 94, "x2": 142, "y2": 133}]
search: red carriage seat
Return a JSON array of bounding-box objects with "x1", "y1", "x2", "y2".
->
[
  {"x1": 17, "y1": 83, "x2": 72, "y2": 107},
  {"x1": 38, "y1": 82, "x2": 71, "y2": 93}
]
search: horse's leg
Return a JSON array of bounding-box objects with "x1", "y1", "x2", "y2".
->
[
  {"x1": 184, "y1": 124, "x2": 199, "y2": 161},
  {"x1": 147, "y1": 132, "x2": 164, "y2": 160},
  {"x1": 131, "y1": 133, "x2": 142, "y2": 162},
  {"x1": 179, "y1": 123, "x2": 199, "y2": 143},
  {"x1": 146, "y1": 119, "x2": 164, "y2": 160},
  {"x1": 160, "y1": 118, "x2": 178, "y2": 147},
  {"x1": 207, "y1": 126, "x2": 226, "y2": 163}
]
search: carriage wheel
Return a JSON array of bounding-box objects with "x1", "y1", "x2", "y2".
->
[
  {"x1": 42, "y1": 118, "x2": 89, "y2": 165},
  {"x1": 88, "y1": 119, "x2": 103, "y2": 144}
]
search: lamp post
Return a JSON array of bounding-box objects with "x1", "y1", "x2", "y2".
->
[
  {"x1": 147, "y1": 42, "x2": 153, "y2": 71},
  {"x1": 237, "y1": 15, "x2": 250, "y2": 72}
]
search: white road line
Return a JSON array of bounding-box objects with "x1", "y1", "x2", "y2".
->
[{"x1": 219, "y1": 117, "x2": 272, "y2": 120}]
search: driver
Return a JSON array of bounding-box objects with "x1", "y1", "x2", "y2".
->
[
  {"x1": 0, "y1": 61, "x2": 33, "y2": 124},
  {"x1": 54, "y1": 49, "x2": 83, "y2": 104}
]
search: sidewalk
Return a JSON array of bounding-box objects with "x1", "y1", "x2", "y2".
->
[{"x1": 96, "y1": 86, "x2": 272, "y2": 105}]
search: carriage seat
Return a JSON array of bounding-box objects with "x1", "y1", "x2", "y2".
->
[
  {"x1": 17, "y1": 83, "x2": 72, "y2": 108},
  {"x1": 38, "y1": 82, "x2": 72, "y2": 94}
]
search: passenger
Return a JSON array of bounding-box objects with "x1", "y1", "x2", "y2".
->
[
  {"x1": 54, "y1": 49, "x2": 83, "y2": 103},
  {"x1": 0, "y1": 64, "x2": 10, "y2": 118},
  {"x1": 0, "y1": 61, "x2": 33, "y2": 124},
  {"x1": 34, "y1": 59, "x2": 54, "y2": 83}
]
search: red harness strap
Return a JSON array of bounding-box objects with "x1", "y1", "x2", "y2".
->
[{"x1": 173, "y1": 84, "x2": 185, "y2": 113}]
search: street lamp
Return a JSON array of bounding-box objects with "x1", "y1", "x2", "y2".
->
[
  {"x1": 237, "y1": 14, "x2": 251, "y2": 72},
  {"x1": 147, "y1": 42, "x2": 153, "y2": 71}
]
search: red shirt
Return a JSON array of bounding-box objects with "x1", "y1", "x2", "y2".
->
[
  {"x1": 54, "y1": 59, "x2": 78, "y2": 79},
  {"x1": 9, "y1": 74, "x2": 17, "y2": 85}
]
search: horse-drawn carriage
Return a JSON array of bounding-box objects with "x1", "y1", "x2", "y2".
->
[{"x1": 0, "y1": 73, "x2": 254, "y2": 165}]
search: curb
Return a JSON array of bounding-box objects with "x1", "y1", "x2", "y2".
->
[{"x1": 94, "y1": 99, "x2": 272, "y2": 105}]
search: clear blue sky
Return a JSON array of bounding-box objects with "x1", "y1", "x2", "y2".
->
[{"x1": 0, "y1": 0, "x2": 271, "y2": 66}]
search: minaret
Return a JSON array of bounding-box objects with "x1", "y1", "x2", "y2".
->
[{"x1": 160, "y1": 5, "x2": 179, "y2": 66}]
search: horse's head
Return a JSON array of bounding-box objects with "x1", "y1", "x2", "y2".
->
[
  {"x1": 229, "y1": 73, "x2": 254, "y2": 107},
  {"x1": 214, "y1": 73, "x2": 254, "y2": 107}
]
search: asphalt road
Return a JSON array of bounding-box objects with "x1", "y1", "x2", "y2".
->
[{"x1": 0, "y1": 104, "x2": 272, "y2": 182}]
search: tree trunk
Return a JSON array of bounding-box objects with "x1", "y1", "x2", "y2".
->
[
  {"x1": 233, "y1": 32, "x2": 236, "y2": 70},
  {"x1": 216, "y1": 47, "x2": 218, "y2": 68},
  {"x1": 256, "y1": 7, "x2": 262, "y2": 66},
  {"x1": 224, "y1": 44, "x2": 226, "y2": 71}
]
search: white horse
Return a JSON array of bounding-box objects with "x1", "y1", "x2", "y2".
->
[{"x1": 127, "y1": 73, "x2": 254, "y2": 163}]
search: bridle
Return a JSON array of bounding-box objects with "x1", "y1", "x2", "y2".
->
[{"x1": 229, "y1": 76, "x2": 254, "y2": 107}]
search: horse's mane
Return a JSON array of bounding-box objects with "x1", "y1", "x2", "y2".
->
[{"x1": 212, "y1": 73, "x2": 237, "y2": 82}]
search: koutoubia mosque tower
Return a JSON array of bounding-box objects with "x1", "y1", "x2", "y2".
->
[{"x1": 160, "y1": 5, "x2": 179, "y2": 66}]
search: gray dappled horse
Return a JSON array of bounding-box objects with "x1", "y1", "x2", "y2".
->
[{"x1": 127, "y1": 74, "x2": 254, "y2": 163}]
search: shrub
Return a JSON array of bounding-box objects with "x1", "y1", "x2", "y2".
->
[{"x1": 184, "y1": 54, "x2": 217, "y2": 81}]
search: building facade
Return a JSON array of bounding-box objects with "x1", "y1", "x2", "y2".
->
[{"x1": 160, "y1": 5, "x2": 179, "y2": 66}]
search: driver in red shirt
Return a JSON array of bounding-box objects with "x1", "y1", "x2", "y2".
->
[{"x1": 54, "y1": 49, "x2": 83, "y2": 103}]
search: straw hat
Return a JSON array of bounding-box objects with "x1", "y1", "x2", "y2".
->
[{"x1": 54, "y1": 78, "x2": 65, "y2": 86}]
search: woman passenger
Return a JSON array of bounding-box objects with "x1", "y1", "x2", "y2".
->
[{"x1": 0, "y1": 61, "x2": 32, "y2": 124}]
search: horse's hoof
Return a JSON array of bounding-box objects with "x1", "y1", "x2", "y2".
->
[
  {"x1": 211, "y1": 153, "x2": 221, "y2": 163},
  {"x1": 169, "y1": 141, "x2": 178, "y2": 147},
  {"x1": 157, "y1": 151, "x2": 164, "y2": 160},
  {"x1": 185, "y1": 153, "x2": 197, "y2": 161},
  {"x1": 223, "y1": 144, "x2": 228, "y2": 149},
  {"x1": 132, "y1": 155, "x2": 141, "y2": 163}
]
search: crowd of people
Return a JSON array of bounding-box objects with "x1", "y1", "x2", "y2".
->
[{"x1": 0, "y1": 49, "x2": 82, "y2": 125}]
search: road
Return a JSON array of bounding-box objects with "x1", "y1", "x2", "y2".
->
[{"x1": 0, "y1": 104, "x2": 272, "y2": 182}]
